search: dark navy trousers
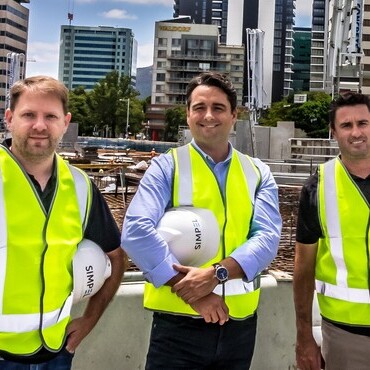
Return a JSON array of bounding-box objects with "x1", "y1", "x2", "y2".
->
[
  {"x1": 146, "y1": 312, "x2": 257, "y2": 370},
  {"x1": 0, "y1": 349, "x2": 74, "y2": 370}
]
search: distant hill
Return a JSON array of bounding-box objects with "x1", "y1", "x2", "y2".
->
[{"x1": 136, "y1": 65, "x2": 152, "y2": 99}]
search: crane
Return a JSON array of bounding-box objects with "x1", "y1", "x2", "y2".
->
[{"x1": 68, "y1": 0, "x2": 74, "y2": 25}]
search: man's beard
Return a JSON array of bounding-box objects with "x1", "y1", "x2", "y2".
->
[{"x1": 13, "y1": 135, "x2": 61, "y2": 162}]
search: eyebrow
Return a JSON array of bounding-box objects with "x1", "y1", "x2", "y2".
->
[{"x1": 191, "y1": 102, "x2": 227, "y2": 109}]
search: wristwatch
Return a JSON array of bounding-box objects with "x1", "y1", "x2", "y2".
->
[{"x1": 213, "y1": 263, "x2": 229, "y2": 284}]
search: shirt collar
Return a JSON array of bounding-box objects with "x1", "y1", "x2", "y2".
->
[{"x1": 190, "y1": 139, "x2": 233, "y2": 165}]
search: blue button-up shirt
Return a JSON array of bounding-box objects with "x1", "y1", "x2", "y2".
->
[{"x1": 121, "y1": 142, "x2": 281, "y2": 287}]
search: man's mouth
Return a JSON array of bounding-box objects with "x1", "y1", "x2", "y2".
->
[
  {"x1": 351, "y1": 139, "x2": 365, "y2": 145},
  {"x1": 200, "y1": 123, "x2": 218, "y2": 128}
]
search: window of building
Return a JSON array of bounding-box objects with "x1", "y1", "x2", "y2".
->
[
  {"x1": 156, "y1": 73, "x2": 165, "y2": 82},
  {"x1": 158, "y1": 38, "x2": 167, "y2": 46},
  {"x1": 311, "y1": 41, "x2": 323, "y2": 48},
  {"x1": 157, "y1": 50, "x2": 166, "y2": 58},
  {"x1": 311, "y1": 57, "x2": 323, "y2": 64},
  {"x1": 172, "y1": 38, "x2": 181, "y2": 47},
  {"x1": 311, "y1": 49, "x2": 324, "y2": 56},
  {"x1": 199, "y1": 62, "x2": 210, "y2": 70},
  {"x1": 312, "y1": 33, "x2": 324, "y2": 39}
]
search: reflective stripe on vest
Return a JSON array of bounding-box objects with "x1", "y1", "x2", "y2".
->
[
  {"x1": 0, "y1": 149, "x2": 91, "y2": 354},
  {"x1": 316, "y1": 158, "x2": 370, "y2": 326},
  {"x1": 144, "y1": 144, "x2": 261, "y2": 319},
  {"x1": 176, "y1": 145, "x2": 259, "y2": 207}
]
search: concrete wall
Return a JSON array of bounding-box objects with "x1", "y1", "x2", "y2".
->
[
  {"x1": 269, "y1": 121, "x2": 295, "y2": 160},
  {"x1": 71, "y1": 273, "x2": 303, "y2": 370}
]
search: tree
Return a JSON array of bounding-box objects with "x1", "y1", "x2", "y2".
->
[
  {"x1": 259, "y1": 92, "x2": 332, "y2": 138},
  {"x1": 89, "y1": 71, "x2": 139, "y2": 137},
  {"x1": 68, "y1": 86, "x2": 94, "y2": 135},
  {"x1": 164, "y1": 105, "x2": 187, "y2": 142}
]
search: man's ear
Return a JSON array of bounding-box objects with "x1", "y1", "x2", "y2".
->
[
  {"x1": 63, "y1": 112, "x2": 72, "y2": 134},
  {"x1": 4, "y1": 108, "x2": 13, "y2": 131}
]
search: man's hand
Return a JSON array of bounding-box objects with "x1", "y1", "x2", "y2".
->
[
  {"x1": 171, "y1": 264, "x2": 218, "y2": 303},
  {"x1": 65, "y1": 316, "x2": 96, "y2": 353},
  {"x1": 295, "y1": 334, "x2": 322, "y2": 370},
  {"x1": 190, "y1": 293, "x2": 229, "y2": 325},
  {"x1": 65, "y1": 247, "x2": 125, "y2": 353}
]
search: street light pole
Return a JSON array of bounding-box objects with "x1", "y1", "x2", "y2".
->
[
  {"x1": 125, "y1": 98, "x2": 130, "y2": 139},
  {"x1": 119, "y1": 98, "x2": 130, "y2": 139}
]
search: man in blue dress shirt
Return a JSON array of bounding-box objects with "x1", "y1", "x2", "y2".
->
[{"x1": 122, "y1": 72, "x2": 281, "y2": 370}]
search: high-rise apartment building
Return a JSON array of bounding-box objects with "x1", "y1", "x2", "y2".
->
[
  {"x1": 147, "y1": 17, "x2": 244, "y2": 139},
  {"x1": 0, "y1": 0, "x2": 29, "y2": 121},
  {"x1": 292, "y1": 27, "x2": 311, "y2": 92},
  {"x1": 58, "y1": 25, "x2": 137, "y2": 91},
  {"x1": 173, "y1": 0, "x2": 295, "y2": 103},
  {"x1": 309, "y1": 0, "x2": 329, "y2": 92},
  {"x1": 273, "y1": 0, "x2": 295, "y2": 100}
]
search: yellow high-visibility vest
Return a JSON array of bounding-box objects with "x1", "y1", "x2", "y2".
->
[
  {"x1": 0, "y1": 146, "x2": 92, "y2": 356},
  {"x1": 144, "y1": 144, "x2": 261, "y2": 319},
  {"x1": 316, "y1": 157, "x2": 370, "y2": 325}
]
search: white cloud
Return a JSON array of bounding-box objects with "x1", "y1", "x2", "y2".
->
[
  {"x1": 25, "y1": 41, "x2": 59, "y2": 78},
  {"x1": 101, "y1": 9, "x2": 137, "y2": 19},
  {"x1": 137, "y1": 43, "x2": 154, "y2": 68}
]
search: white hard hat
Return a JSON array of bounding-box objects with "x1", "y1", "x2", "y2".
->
[
  {"x1": 72, "y1": 239, "x2": 112, "y2": 304},
  {"x1": 156, "y1": 207, "x2": 220, "y2": 267}
]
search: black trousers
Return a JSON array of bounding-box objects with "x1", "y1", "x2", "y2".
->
[{"x1": 146, "y1": 312, "x2": 257, "y2": 370}]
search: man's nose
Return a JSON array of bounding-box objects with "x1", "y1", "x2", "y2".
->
[
  {"x1": 351, "y1": 124, "x2": 362, "y2": 137},
  {"x1": 204, "y1": 108, "x2": 214, "y2": 120},
  {"x1": 32, "y1": 117, "x2": 47, "y2": 130}
]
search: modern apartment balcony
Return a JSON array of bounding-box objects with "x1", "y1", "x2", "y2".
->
[{"x1": 167, "y1": 53, "x2": 228, "y2": 61}]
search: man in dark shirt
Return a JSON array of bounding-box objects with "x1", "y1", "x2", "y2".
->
[
  {"x1": 0, "y1": 76, "x2": 125, "y2": 369},
  {"x1": 294, "y1": 91, "x2": 370, "y2": 370}
]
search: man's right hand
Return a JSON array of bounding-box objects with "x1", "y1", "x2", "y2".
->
[
  {"x1": 190, "y1": 293, "x2": 229, "y2": 325},
  {"x1": 296, "y1": 335, "x2": 322, "y2": 370}
]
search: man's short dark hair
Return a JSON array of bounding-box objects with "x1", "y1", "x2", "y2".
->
[
  {"x1": 329, "y1": 92, "x2": 370, "y2": 130},
  {"x1": 186, "y1": 72, "x2": 237, "y2": 112}
]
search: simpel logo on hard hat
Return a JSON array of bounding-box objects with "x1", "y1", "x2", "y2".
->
[
  {"x1": 156, "y1": 207, "x2": 220, "y2": 267},
  {"x1": 72, "y1": 239, "x2": 112, "y2": 304}
]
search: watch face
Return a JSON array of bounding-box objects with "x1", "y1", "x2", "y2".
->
[{"x1": 216, "y1": 266, "x2": 228, "y2": 282}]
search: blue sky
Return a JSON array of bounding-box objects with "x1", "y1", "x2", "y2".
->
[{"x1": 25, "y1": 0, "x2": 312, "y2": 78}]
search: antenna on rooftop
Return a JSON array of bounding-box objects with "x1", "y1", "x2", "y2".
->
[{"x1": 67, "y1": 0, "x2": 74, "y2": 25}]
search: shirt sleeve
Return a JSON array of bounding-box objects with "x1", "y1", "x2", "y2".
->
[
  {"x1": 230, "y1": 158, "x2": 282, "y2": 281},
  {"x1": 295, "y1": 172, "x2": 322, "y2": 244},
  {"x1": 84, "y1": 182, "x2": 121, "y2": 253},
  {"x1": 121, "y1": 153, "x2": 180, "y2": 287}
]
